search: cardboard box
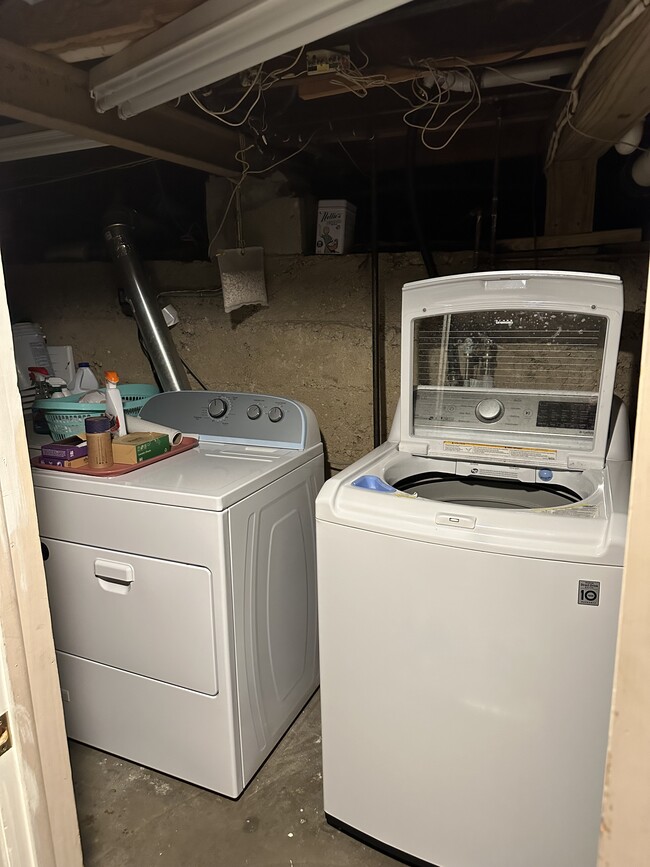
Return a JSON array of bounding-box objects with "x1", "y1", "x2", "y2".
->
[
  {"x1": 242, "y1": 197, "x2": 316, "y2": 254},
  {"x1": 41, "y1": 435, "x2": 88, "y2": 460},
  {"x1": 315, "y1": 199, "x2": 356, "y2": 254},
  {"x1": 40, "y1": 455, "x2": 89, "y2": 468},
  {"x1": 111, "y1": 433, "x2": 171, "y2": 465}
]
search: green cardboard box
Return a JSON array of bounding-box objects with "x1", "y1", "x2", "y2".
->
[{"x1": 111, "y1": 432, "x2": 171, "y2": 465}]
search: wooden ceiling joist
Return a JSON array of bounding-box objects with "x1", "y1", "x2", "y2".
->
[
  {"x1": 0, "y1": 0, "x2": 206, "y2": 63},
  {"x1": 297, "y1": 41, "x2": 587, "y2": 101},
  {"x1": 546, "y1": 0, "x2": 650, "y2": 166},
  {"x1": 0, "y1": 37, "x2": 239, "y2": 177}
]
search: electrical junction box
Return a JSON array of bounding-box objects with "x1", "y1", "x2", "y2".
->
[{"x1": 307, "y1": 47, "x2": 350, "y2": 76}]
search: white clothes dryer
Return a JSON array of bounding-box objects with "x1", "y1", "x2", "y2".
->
[
  {"x1": 33, "y1": 391, "x2": 323, "y2": 797},
  {"x1": 316, "y1": 271, "x2": 631, "y2": 867}
]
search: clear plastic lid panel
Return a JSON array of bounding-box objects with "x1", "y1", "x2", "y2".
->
[{"x1": 413, "y1": 309, "x2": 607, "y2": 449}]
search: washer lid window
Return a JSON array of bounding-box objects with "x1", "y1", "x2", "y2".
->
[{"x1": 398, "y1": 272, "x2": 623, "y2": 470}]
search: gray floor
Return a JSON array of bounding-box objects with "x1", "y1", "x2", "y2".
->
[{"x1": 71, "y1": 692, "x2": 401, "y2": 867}]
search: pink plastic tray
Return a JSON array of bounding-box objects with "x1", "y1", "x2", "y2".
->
[{"x1": 32, "y1": 436, "x2": 198, "y2": 477}]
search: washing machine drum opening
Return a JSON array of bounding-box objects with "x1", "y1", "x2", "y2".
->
[{"x1": 393, "y1": 472, "x2": 582, "y2": 510}]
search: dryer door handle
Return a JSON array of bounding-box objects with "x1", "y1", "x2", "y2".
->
[{"x1": 94, "y1": 559, "x2": 134, "y2": 595}]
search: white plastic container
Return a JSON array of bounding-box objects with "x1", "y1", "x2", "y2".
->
[
  {"x1": 48, "y1": 345, "x2": 76, "y2": 384},
  {"x1": 47, "y1": 376, "x2": 71, "y2": 398},
  {"x1": 315, "y1": 199, "x2": 356, "y2": 254},
  {"x1": 70, "y1": 362, "x2": 99, "y2": 394},
  {"x1": 12, "y1": 322, "x2": 52, "y2": 389},
  {"x1": 105, "y1": 371, "x2": 127, "y2": 437}
]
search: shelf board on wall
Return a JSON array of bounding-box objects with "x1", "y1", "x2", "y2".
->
[{"x1": 496, "y1": 228, "x2": 643, "y2": 253}]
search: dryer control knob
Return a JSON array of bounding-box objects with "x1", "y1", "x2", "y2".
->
[
  {"x1": 207, "y1": 398, "x2": 228, "y2": 419},
  {"x1": 268, "y1": 406, "x2": 284, "y2": 423},
  {"x1": 475, "y1": 398, "x2": 504, "y2": 423},
  {"x1": 247, "y1": 404, "x2": 262, "y2": 420}
]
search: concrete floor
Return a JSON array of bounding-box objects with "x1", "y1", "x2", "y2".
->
[{"x1": 70, "y1": 692, "x2": 400, "y2": 867}]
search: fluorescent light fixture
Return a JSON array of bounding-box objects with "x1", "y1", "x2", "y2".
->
[
  {"x1": 0, "y1": 123, "x2": 107, "y2": 162},
  {"x1": 89, "y1": 0, "x2": 412, "y2": 119}
]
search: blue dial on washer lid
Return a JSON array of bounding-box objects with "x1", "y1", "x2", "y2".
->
[{"x1": 538, "y1": 468, "x2": 554, "y2": 481}]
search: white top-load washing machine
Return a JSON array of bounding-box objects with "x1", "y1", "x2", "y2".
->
[
  {"x1": 316, "y1": 271, "x2": 631, "y2": 867},
  {"x1": 32, "y1": 391, "x2": 323, "y2": 797}
]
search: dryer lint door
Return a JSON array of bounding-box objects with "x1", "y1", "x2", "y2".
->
[
  {"x1": 398, "y1": 270, "x2": 623, "y2": 470},
  {"x1": 42, "y1": 539, "x2": 218, "y2": 695}
]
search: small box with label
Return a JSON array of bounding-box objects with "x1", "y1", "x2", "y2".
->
[
  {"x1": 111, "y1": 433, "x2": 171, "y2": 465},
  {"x1": 315, "y1": 199, "x2": 356, "y2": 254},
  {"x1": 40, "y1": 435, "x2": 88, "y2": 461},
  {"x1": 39, "y1": 455, "x2": 89, "y2": 469}
]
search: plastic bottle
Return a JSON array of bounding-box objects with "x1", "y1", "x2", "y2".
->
[
  {"x1": 104, "y1": 371, "x2": 127, "y2": 437},
  {"x1": 46, "y1": 376, "x2": 71, "y2": 398},
  {"x1": 69, "y1": 362, "x2": 99, "y2": 394},
  {"x1": 85, "y1": 416, "x2": 114, "y2": 468},
  {"x1": 29, "y1": 368, "x2": 51, "y2": 434}
]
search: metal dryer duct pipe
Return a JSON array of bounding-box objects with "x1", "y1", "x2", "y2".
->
[{"x1": 104, "y1": 218, "x2": 190, "y2": 392}]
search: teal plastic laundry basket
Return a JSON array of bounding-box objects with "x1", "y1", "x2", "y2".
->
[{"x1": 33, "y1": 384, "x2": 159, "y2": 440}]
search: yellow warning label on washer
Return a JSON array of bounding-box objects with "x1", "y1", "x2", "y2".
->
[{"x1": 443, "y1": 441, "x2": 558, "y2": 464}]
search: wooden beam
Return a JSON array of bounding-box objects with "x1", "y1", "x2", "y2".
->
[
  {"x1": 547, "y1": 1, "x2": 650, "y2": 164},
  {"x1": 497, "y1": 228, "x2": 642, "y2": 252},
  {"x1": 544, "y1": 158, "x2": 597, "y2": 235},
  {"x1": 598, "y1": 256, "x2": 650, "y2": 867},
  {"x1": 298, "y1": 42, "x2": 587, "y2": 101},
  {"x1": 0, "y1": 38, "x2": 238, "y2": 177},
  {"x1": 0, "y1": 0, "x2": 205, "y2": 63}
]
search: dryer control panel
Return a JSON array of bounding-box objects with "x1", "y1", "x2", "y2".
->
[{"x1": 140, "y1": 391, "x2": 309, "y2": 449}]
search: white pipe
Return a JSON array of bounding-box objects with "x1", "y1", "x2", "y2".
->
[
  {"x1": 481, "y1": 57, "x2": 577, "y2": 89},
  {"x1": 615, "y1": 120, "x2": 644, "y2": 155},
  {"x1": 631, "y1": 149, "x2": 650, "y2": 186},
  {"x1": 439, "y1": 57, "x2": 577, "y2": 94}
]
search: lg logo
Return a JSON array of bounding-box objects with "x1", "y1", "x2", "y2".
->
[{"x1": 578, "y1": 580, "x2": 600, "y2": 606}]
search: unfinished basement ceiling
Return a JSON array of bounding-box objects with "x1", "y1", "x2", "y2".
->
[
  {"x1": 0, "y1": 0, "x2": 607, "y2": 171},
  {"x1": 0, "y1": 0, "x2": 647, "y2": 262}
]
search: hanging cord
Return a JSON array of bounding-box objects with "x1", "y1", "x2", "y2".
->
[
  {"x1": 207, "y1": 131, "x2": 317, "y2": 258},
  {"x1": 406, "y1": 129, "x2": 438, "y2": 278},
  {"x1": 124, "y1": 293, "x2": 209, "y2": 392},
  {"x1": 181, "y1": 359, "x2": 208, "y2": 390}
]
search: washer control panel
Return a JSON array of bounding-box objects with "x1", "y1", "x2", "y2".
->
[
  {"x1": 415, "y1": 389, "x2": 597, "y2": 438},
  {"x1": 140, "y1": 391, "x2": 306, "y2": 448}
]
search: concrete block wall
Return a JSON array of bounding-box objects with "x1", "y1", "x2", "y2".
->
[{"x1": 6, "y1": 252, "x2": 647, "y2": 468}]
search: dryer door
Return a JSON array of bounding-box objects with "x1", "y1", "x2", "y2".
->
[{"x1": 42, "y1": 539, "x2": 218, "y2": 695}]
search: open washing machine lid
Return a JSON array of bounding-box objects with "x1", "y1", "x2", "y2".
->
[{"x1": 398, "y1": 270, "x2": 623, "y2": 471}]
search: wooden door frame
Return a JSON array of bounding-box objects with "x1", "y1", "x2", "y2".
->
[
  {"x1": 598, "y1": 258, "x2": 650, "y2": 864},
  {"x1": 0, "y1": 255, "x2": 82, "y2": 867}
]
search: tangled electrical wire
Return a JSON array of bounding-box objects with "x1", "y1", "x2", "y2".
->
[
  {"x1": 189, "y1": 46, "x2": 307, "y2": 140},
  {"x1": 207, "y1": 131, "x2": 317, "y2": 257},
  {"x1": 195, "y1": 18, "x2": 650, "y2": 254},
  {"x1": 325, "y1": 48, "x2": 481, "y2": 151}
]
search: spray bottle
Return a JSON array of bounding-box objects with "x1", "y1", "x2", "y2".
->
[{"x1": 104, "y1": 371, "x2": 127, "y2": 437}]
